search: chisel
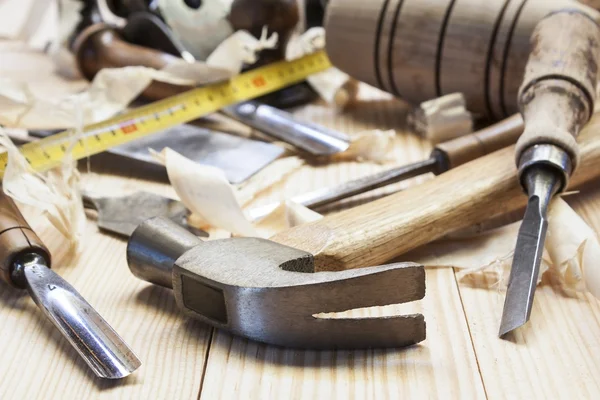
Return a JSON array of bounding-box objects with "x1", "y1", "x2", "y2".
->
[
  {"x1": 0, "y1": 191, "x2": 141, "y2": 378},
  {"x1": 499, "y1": 10, "x2": 600, "y2": 336},
  {"x1": 249, "y1": 114, "x2": 524, "y2": 219}
]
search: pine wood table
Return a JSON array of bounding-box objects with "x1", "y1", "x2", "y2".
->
[{"x1": 1, "y1": 44, "x2": 600, "y2": 400}]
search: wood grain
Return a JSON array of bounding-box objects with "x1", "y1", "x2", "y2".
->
[{"x1": 456, "y1": 185, "x2": 600, "y2": 399}]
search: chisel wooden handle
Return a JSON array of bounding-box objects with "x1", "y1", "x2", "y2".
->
[
  {"x1": 0, "y1": 191, "x2": 50, "y2": 287},
  {"x1": 271, "y1": 113, "x2": 600, "y2": 271},
  {"x1": 433, "y1": 113, "x2": 523, "y2": 170},
  {"x1": 515, "y1": 10, "x2": 600, "y2": 171},
  {"x1": 324, "y1": 0, "x2": 597, "y2": 119}
]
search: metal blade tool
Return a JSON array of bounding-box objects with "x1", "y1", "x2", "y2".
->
[
  {"x1": 249, "y1": 114, "x2": 524, "y2": 219},
  {"x1": 0, "y1": 191, "x2": 141, "y2": 379},
  {"x1": 82, "y1": 191, "x2": 208, "y2": 238},
  {"x1": 499, "y1": 10, "x2": 600, "y2": 336}
]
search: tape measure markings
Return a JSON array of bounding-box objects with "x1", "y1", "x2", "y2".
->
[{"x1": 0, "y1": 51, "x2": 331, "y2": 177}]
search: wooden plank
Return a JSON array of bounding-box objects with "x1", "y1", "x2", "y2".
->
[
  {"x1": 200, "y1": 268, "x2": 485, "y2": 399},
  {"x1": 456, "y1": 184, "x2": 600, "y2": 399}
]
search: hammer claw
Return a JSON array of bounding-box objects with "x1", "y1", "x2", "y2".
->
[{"x1": 233, "y1": 314, "x2": 426, "y2": 349}]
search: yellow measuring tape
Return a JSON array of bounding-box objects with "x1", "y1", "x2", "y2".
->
[{"x1": 0, "y1": 51, "x2": 331, "y2": 177}]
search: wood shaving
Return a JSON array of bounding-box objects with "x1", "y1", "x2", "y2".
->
[
  {"x1": 158, "y1": 0, "x2": 234, "y2": 61},
  {"x1": 152, "y1": 148, "x2": 256, "y2": 237},
  {"x1": 1, "y1": 26, "x2": 271, "y2": 131},
  {"x1": 408, "y1": 93, "x2": 473, "y2": 144},
  {"x1": 0, "y1": 65, "x2": 205, "y2": 130},
  {"x1": 153, "y1": 148, "x2": 316, "y2": 238},
  {"x1": 207, "y1": 27, "x2": 278, "y2": 74},
  {"x1": 286, "y1": 27, "x2": 357, "y2": 107},
  {"x1": 254, "y1": 200, "x2": 323, "y2": 238},
  {"x1": 236, "y1": 156, "x2": 304, "y2": 207},
  {"x1": 335, "y1": 129, "x2": 396, "y2": 163},
  {"x1": 545, "y1": 197, "x2": 600, "y2": 297},
  {"x1": 0, "y1": 126, "x2": 85, "y2": 253}
]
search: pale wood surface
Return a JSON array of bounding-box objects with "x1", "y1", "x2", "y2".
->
[{"x1": 2, "y1": 45, "x2": 600, "y2": 400}]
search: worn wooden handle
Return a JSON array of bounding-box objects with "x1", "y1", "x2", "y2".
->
[
  {"x1": 434, "y1": 113, "x2": 523, "y2": 170},
  {"x1": 271, "y1": 112, "x2": 600, "y2": 271},
  {"x1": 0, "y1": 191, "x2": 50, "y2": 286},
  {"x1": 515, "y1": 10, "x2": 600, "y2": 168},
  {"x1": 325, "y1": 0, "x2": 597, "y2": 119}
]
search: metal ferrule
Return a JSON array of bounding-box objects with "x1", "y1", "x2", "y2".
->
[{"x1": 518, "y1": 144, "x2": 573, "y2": 192}]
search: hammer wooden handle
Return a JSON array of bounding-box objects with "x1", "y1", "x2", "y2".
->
[
  {"x1": 0, "y1": 191, "x2": 50, "y2": 286},
  {"x1": 271, "y1": 113, "x2": 600, "y2": 271}
]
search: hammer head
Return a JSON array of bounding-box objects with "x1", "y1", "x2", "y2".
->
[{"x1": 127, "y1": 217, "x2": 426, "y2": 349}]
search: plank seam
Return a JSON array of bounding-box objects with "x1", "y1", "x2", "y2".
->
[
  {"x1": 197, "y1": 328, "x2": 215, "y2": 400},
  {"x1": 452, "y1": 267, "x2": 489, "y2": 399}
]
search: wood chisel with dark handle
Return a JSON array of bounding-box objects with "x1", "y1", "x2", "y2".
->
[{"x1": 0, "y1": 191, "x2": 141, "y2": 379}]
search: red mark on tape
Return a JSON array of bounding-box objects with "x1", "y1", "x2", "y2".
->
[
  {"x1": 252, "y1": 76, "x2": 266, "y2": 88},
  {"x1": 121, "y1": 123, "x2": 138, "y2": 134}
]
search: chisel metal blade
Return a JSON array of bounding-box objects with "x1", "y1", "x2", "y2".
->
[
  {"x1": 499, "y1": 166, "x2": 561, "y2": 337},
  {"x1": 499, "y1": 196, "x2": 548, "y2": 337},
  {"x1": 20, "y1": 254, "x2": 141, "y2": 379}
]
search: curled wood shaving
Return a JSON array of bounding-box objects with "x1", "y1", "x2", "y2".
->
[
  {"x1": 236, "y1": 156, "x2": 304, "y2": 207},
  {"x1": 158, "y1": 0, "x2": 234, "y2": 61},
  {"x1": 254, "y1": 200, "x2": 323, "y2": 238},
  {"x1": 545, "y1": 197, "x2": 600, "y2": 297},
  {"x1": 153, "y1": 148, "x2": 315, "y2": 238},
  {"x1": 408, "y1": 93, "x2": 473, "y2": 144},
  {"x1": 335, "y1": 129, "x2": 396, "y2": 163},
  {"x1": 207, "y1": 27, "x2": 278, "y2": 74},
  {"x1": 152, "y1": 148, "x2": 256, "y2": 237},
  {"x1": 0, "y1": 66, "x2": 202, "y2": 130},
  {"x1": 0, "y1": 126, "x2": 85, "y2": 253},
  {"x1": 1, "y1": 27, "x2": 270, "y2": 131}
]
